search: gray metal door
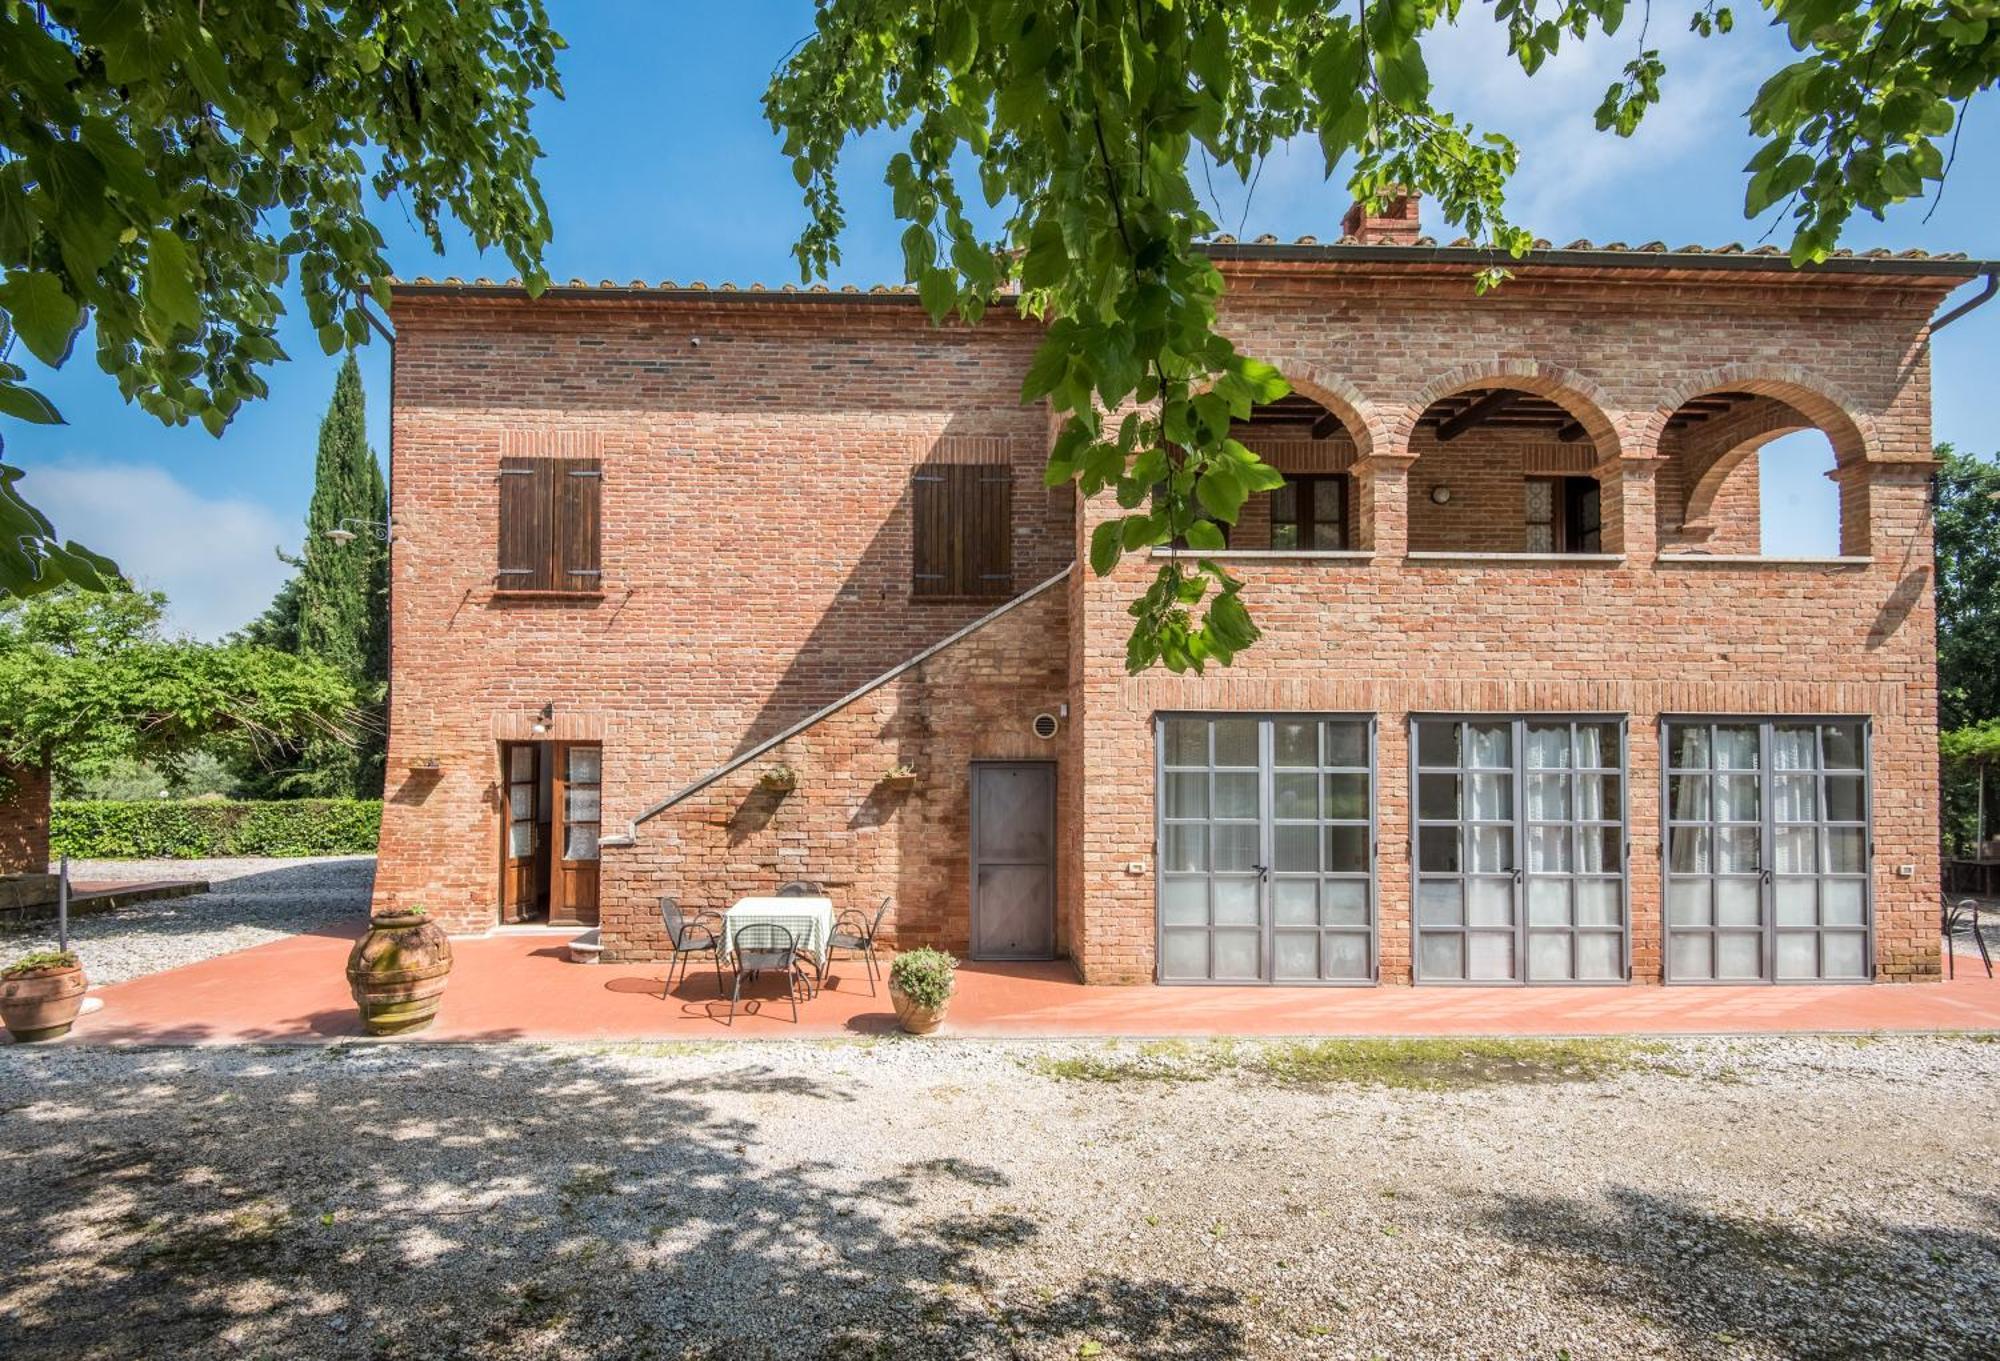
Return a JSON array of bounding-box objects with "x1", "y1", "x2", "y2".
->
[{"x1": 971, "y1": 762, "x2": 1056, "y2": 960}]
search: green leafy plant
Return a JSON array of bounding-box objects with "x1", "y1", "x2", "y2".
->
[
  {"x1": 758, "y1": 763, "x2": 798, "y2": 791},
  {"x1": 888, "y1": 947, "x2": 957, "y2": 1010},
  {"x1": 52, "y1": 799, "x2": 381, "y2": 859},
  {"x1": 766, "y1": 1, "x2": 1997, "y2": 674},
  {"x1": 882, "y1": 762, "x2": 918, "y2": 782},
  {"x1": 0, "y1": 1, "x2": 564, "y2": 596},
  {"x1": 3, "y1": 950, "x2": 79, "y2": 978}
]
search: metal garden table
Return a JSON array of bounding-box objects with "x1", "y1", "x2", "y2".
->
[{"x1": 719, "y1": 896, "x2": 835, "y2": 975}]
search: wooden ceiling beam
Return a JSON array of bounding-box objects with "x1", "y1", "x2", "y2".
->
[
  {"x1": 1436, "y1": 389, "x2": 1520, "y2": 442},
  {"x1": 1309, "y1": 409, "x2": 1346, "y2": 440}
]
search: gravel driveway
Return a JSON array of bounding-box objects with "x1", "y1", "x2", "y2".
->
[
  {"x1": 0, "y1": 857, "x2": 372, "y2": 985},
  {"x1": 1, "y1": 1034, "x2": 1994, "y2": 1360}
]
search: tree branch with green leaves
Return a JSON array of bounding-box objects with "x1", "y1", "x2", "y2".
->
[{"x1": 766, "y1": 0, "x2": 1996, "y2": 674}]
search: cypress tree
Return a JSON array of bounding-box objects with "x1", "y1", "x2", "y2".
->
[{"x1": 236, "y1": 355, "x2": 388, "y2": 798}]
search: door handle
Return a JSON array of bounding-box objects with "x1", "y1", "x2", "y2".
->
[{"x1": 1252, "y1": 864, "x2": 1270, "y2": 882}]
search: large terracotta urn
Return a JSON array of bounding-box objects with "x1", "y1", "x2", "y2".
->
[
  {"x1": 1, "y1": 957, "x2": 87, "y2": 1042},
  {"x1": 346, "y1": 910, "x2": 453, "y2": 1036}
]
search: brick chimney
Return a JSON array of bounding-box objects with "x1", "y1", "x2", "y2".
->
[{"x1": 1341, "y1": 189, "x2": 1422, "y2": 245}]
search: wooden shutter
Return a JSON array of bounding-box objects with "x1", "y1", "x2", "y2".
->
[
  {"x1": 498, "y1": 457, "x2": 556, "y2": 591},
  {"x1": 556, "y1": 460, "x2": 602, "y2": 587},
  {"x1": 912, "y1": 463, "x2": 1011, "y2": 598}
]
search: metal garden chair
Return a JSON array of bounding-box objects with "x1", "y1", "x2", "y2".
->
[
  {"x1": 726, "y1": 921, "x2": 810, "y2": 1025},
  {"x1": 775, "y1": 880, "x2": 823, "y2": 897},
  {"x1": 1943, "y1": 896, "x2": 1994, "y2": 980},
  {"x1": 658, "y1": 897, "x2": 723, "y2": 996},
  {"x1": 827, "y1": 895, "x2": 894, "y2": 996}
]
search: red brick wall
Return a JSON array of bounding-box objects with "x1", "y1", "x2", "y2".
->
[
  {"x1": 605, "y1": 583, "x2": 1069, "y2": 958},
  {"x1": 0, "y1": 763, "x2": 49, "y2": 876},
  {"x1": 375, "y1": 297, "x2": 1072, "y2": 930}
]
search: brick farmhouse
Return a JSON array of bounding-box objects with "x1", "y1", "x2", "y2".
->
[{"x1": 370, "y1": 197, "x2": 1995, "y2": 987}]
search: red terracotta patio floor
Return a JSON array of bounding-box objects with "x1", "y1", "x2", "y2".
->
[{"x1": 35, "y1": 921, "x2": 2000, "y2": 1045}]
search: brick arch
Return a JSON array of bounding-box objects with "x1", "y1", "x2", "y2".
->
[
  {"x1": 1679, "y1": 401, "x2": 1814, "y2": 527},
  {"x1": 1279, "y1": 366, "x2": 1386, "y2": 463},
  {"x1": 1395, "y1": 359, "x2": 1623, "y2": 463},
  {"x1": 1638, "y1": 366, "x2": 1875, "y2": 467}
]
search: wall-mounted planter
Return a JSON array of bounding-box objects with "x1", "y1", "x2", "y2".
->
[
  {"x1": 757, "y1": 764, "x2": 798, "y2": 793},
  {"x1": 880, "y1": 766, "x2": 919, "y2": 789}
]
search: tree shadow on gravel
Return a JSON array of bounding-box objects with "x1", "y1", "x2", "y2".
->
[
  {"x1": 1485, "y1": 1186, "x2": 2000, "y2": 1360},
  {"x1": 0, "y1": 1048, "x2": 1242, "y2": 1361}
]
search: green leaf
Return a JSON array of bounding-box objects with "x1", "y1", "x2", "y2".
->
[
  {"x1": 0, "y1": 272, "x2": 85, "y2": 367},
  {"x1": 144, "y1": 231, "x2": 203, "y2": 334},
  {"x1": 1182, "y1": 519, "x2": 1226, "y2": 551},
  {"x1": 1089, "y1": 518, "x2": 1126, "y2": 576},
  {"x1": 0, "y1": 383, "x2": 65, "y2": 425},
  {"x1": 1195, "y1": 464, "x2": 1247, "y2": 524}
]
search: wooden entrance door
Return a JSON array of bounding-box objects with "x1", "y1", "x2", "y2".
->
[
  {"x1": 551, "y1": 742, "x2": 602, "y2": 926},
  {"x1": 500, "y1": 743, "x2": 548, "y2": 922},
  {"x1": 970, "y1": 762, "x2": 1056, "y2": 959}
]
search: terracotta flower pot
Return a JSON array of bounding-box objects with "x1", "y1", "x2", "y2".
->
[
  {"x1": 1, "y1": 963, "x2": 87, "y2": 1043},
  {"x1": 347, "y1": 911, "x2": 454, "y2": 1036},
  {"x1": 889, "y1": 982, "x2": 949, "y2": 1035}
]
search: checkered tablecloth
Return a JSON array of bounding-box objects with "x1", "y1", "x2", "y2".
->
[{"x1": 719, "y1": 897, "x2": 834, "y2": 968}]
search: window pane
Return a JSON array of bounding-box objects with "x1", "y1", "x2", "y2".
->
[
  {"x1": 1313, "y1": 477, "x2": 1343, "y2": 523},
  {"x1": 1527, "y1": 773, "x2": 1570, "y2": 821},
  {"x1": 567, "y1": 746, "x2": 601, "y2": 784},
  {"x1": 1528, "y1": 877, "x2": 1570, "y2": 925},
  {"x1": 1525, "y1": 725, "x2": 1571, "y2": 769},
  {"x1": 1468, "y1": 933, "x2": 1515, "y2": 980},
  {"x1": 1771, "y1": 725, "x2": 1817, "y2": 770},
  {"x1": 1161, "y1": 930, "x2": 1208, "y2": 979},
  {"x1": 1529, "y1": 932, "x2": 1572, "y2": 981},
  {"x1": 1420, "y1": 932, "x2": 1464, "y2": 981},
  {"x1": 1418, "y1": 774, "x2": 1460, "y2": 821},
  {"x1": 1775, "y1": 932, "x2": 1818, "y2": 979},
  {"x1": 1270, "y1": 521, "x2": 1301, "y2": 550},
  {"x1": 1774, "y1": 826, "x2": 1816, "y2": 874},
  {"x1": 1575, "y1": 723, "x2": 1618, "y2": 768},
  {"x1": 1272, "y1": 879, "x2": 1316, "y2": 926},
  {"x1": 1827, "y1": 827, "x2": 1866, "y2": 874},
  {"x1": 1164, "y1": 773, "x2": 1207, "y2": 819},
  {"x1": 1274, "y1": 824, "x2": 1318, "y2": 872},
  {"x1": 1470, "y1": 826, "x2": 1513, "y2": 873},
  {"x1": 1213, "y1": 720, "x2": 1259, "y2": 767},
  {"x1": 1273, "y1": 720, "x2": 1317, "y2": 768},
  {"x1": 564, "y1": 823, "x2": 600, "y2": 861},
  {"x1": 1271, "y1": 481, "x2": 1298, "y2": 521},
  {"x1": 1775, "y1": 879, "x2": 1816, "y2": 926},
  {"x1": 1717, "y1": 827, "x2": 1761, "y2": 873},
  {"x1": 1772, "y1": 774, "x2": 1817, "y2": 822},
  {"x1": 1324, "y1": 773, "x2": 1369, "y2": 820},
  {"x1": 1416, "y1": 721, "x2": 1460, "y2": 768},
  {"x1": 1213, "y1": 879, "x2": 1259, "y2": 926},
  {"x1": 1716, "y1": 933, "x2": 1763, "y2": 979},
  {"x1": 1418, "y1": 880, "x2": 1464, "y2": 926},
  {"x1": 1668, "y1": 725, "x2": 1711, "y2": 769},
  {"x1": 1822, "y1": 722, "x2": 1864, "y2": 770},
  {"x1": 1714, "y1": 725, "x2": 1760, "y2": 769},
  {"x1": 1162, "y1": 878, "x2": 1207, "y2": 925},
  {"x1": 1213, "y1": 824, "x2": 1259, "y2": 872},
  {"x1": 1671, "y1": 932, "x2": 1713, "y2": 980},
  {"x1": 1823, "y1": 879, "x2": 1866, "y2": 925},
  {"x1": 509, "y1": 746, "x2": 534, "y2": 781},
  {"x1": 1164, "y1": 825, "x2": 1206, "y2": 872},
  {"x1": 1469, "y1": 723, "x2": 1511, "y2": 768},
  {"x1": 1715, "y1": 774, "x2": 1760, "y2": 822},
  {"x1": 1469, "y1": 773, "x2": 1511, "y2": 821},
  {"x1": 1576, "y1": 933, "x2": 1622, "y2": 980},
  {"x1": 1273, "y1": 932, "x2": 1319, "y2": 980},
  {"x1": 1214, "y1": 773, "x2": 1259, "y2": 819},
  {"x1": 565, "y1": 787, "x2": 601, "y2": 822},
  {"x1": 1323, "y1": 722, "x2": 1368, "y2": 768},
  {"x1": 1419, "y1": 826, "x2": 1460, "y2": 872},
  {"x1": 1824, "y1": 776, "x2": 1865, "y2": 823},
  {"x1": 1527, "y1": 825, "x2": 1572, "y2": 873},
  {"x1": 1164, "y1": 720, "x2": 1208, "y2": 767},
  {"x1": 1322, "y1": 880, "x2": 1370, "y2": 926},
  {"x1": 1668, "y1": 880, "x2": 1711, "y2": 926},
  {"x1": 1325, "y1": 826, "x2": 1369, "y2": 874},
  {"x1": 1467, "y1": 878, "x2": 1513, "y2": 927},
  {"x1": 510, "y1": 786, "x2": 534, "y2": 820},
  {"x1": 1667, "y1": 775, "x2": 1709, "y2": 821},
  {"x1": 1211, "y1": 932, "x2": 1260, "y2": 980},
  {"x1": 1576, "y1": 879, "x2": 1622, "y2": 926},
  {"x1": 1578, "y1": 827, "x2": 1620, "y2": 873},
  {"x1": 509, "y1": 823, "x2": 535, "y2": 857},
  {"x1": 1822, "y1": 932, "x2": 1867, "y2": 978},
  {"x1": 1324, "y1": 933, "x2": 1370, "y2": 979},
  {"x1": 1273, "y1": 772, "x2": 1317, "y2": 820},
  {"x1": 1669, "y1": 827, "x2": 1710, "y2": 874},
  {"x1": 1525, "y1": 523, "x2": 1556, "y2": 553},
  {"x1": 1716, "y1": 878, "x2": 1762, "y2": 926},
  {"x1": 1524, "y1": 478, "x2": 1554, "y2": 523}
]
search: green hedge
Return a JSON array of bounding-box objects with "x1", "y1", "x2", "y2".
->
[{"x1": 51, "y1": 799, "x2": 382, "y2": 859}]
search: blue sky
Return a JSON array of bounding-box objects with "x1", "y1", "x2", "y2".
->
[{"x1": 9, "y1": 2, "x2": 1998, "y2": 637}]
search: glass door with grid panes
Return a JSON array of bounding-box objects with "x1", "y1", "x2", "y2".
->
[
  {"x1": 1413, "y1": 717, "x2": 1629, "y2": 984},
  {"x1": 1158, "y1": 715, "x2": 1376, "y2": 984},
  {"x1": 1664, "y1": 719, "x2": 1871, "y2": 982}
]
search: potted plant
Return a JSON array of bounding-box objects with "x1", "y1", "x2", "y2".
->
[
  {"x1": 758, "y1": 762, "x2": 798, "y2": 793},
  {"x1": 881, "y1": 762, "x2": 918, "y2": 787},
  {"x1": 888, "y1": 947, "x2": 956, "y2": 1035},
  {"x1": 345, "y1": 905, "x2": 454, "y2": 1036},
  {"x1": 2, "y1": 950, "x2": 87, "y2": 1043}
]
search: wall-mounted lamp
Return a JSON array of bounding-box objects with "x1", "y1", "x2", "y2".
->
[
  {"x1": 1428, "y1": 485, "x2": 1453, "y2": 505},
  {"x1": 530, "y1": 702, "x2": 555, "y2": 735},
  {"x1": 323, "y1": 517, "x2": 393, "y2": 545}
]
